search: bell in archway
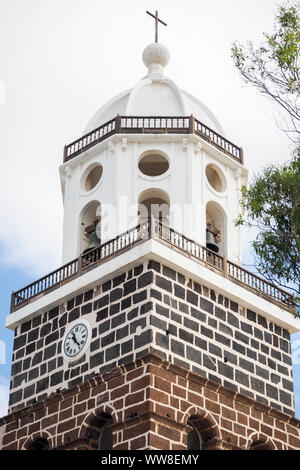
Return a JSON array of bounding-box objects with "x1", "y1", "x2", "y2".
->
[
  {"x1": 206, "y1": 229, "x2": 219, "y2": 253},
  {"x1": 87, "y1": 229, "x2": 100, "y2": 250}
]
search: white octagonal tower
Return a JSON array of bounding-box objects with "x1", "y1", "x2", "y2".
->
[{"x1": 60, "y1": 42, "x2": 248, "y2": 266}]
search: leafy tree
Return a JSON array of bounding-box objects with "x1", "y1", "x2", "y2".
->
[
  {"x1": 232, "y1": 1, "x2": 300, "y2": 141},
  {"x1": 236, "y1": 149, "x2": 300, "y2": 306},
  {"x1": 232, "y1": 1, "x2": 300, "y2": 310}
]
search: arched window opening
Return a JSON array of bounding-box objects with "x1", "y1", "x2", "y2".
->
[
  {"x1": 206, "y1": 201, "x2": 226, "y2": 257},
  {"x1": 187, "y1": 420, "x2": 201, "y2": 450},
  {"x1": 138, "y1": 152, "x2": 169, "y2": 177},
  {"x1": 28, "y1": 438, "x2": 49, "y2": 450},
  {"x1": 186, "y1": 414, "x2": 219, "y2": 450},
  {"x1": 84, "y1": 412, "x2": 114, "y2": 450},
  {"x1": 80, "y1": 201, "x2": 101, "y2": 255},
  {"x1": 250, "y1": 439, "x2": 274, "y2": 450},
  {"x1": 138, "y1": 189, "x2": 170, "y2": 230},
  {"x1": 98, "y1": 420, "x2": 113, "y2": 450}
]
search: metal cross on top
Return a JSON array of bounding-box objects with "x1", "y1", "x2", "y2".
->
[{"x1": 146, "y1": 10, "x2": 167, "y2": 43}]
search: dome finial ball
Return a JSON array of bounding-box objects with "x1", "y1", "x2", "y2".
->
[{"x1": 142, "y1": 43, "x2": 170, "y2": 69}]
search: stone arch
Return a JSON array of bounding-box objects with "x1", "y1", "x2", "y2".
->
[
  {"x1": 79, "y1": 200, "x2": 102, "y2": 255},
  {"x1": 79, "y1": 404, "x2": 117, "y2": 450},
  {"x1": 246, "y1": 432, "x2": 277, "y2": 450},
  {"x1": 22, "y1": 431, "x2": 53, "y2": 450},
  {"x1": 206, "y1": 200, "x2": 227, "y2": 257},
  {"x1": 138, "y1": 188, "x2": 170, "y2": 227},
  {"x1": 181, "y1": 406, "x2": 221, "y2": 450}
]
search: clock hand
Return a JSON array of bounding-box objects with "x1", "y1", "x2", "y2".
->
[{"x1": 72, "y1": 331, "x2": 80, "y2": 347}]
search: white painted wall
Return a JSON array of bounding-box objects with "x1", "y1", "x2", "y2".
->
[{"x1": 59, "y1": 133, "x2": 247, "y2": 265}]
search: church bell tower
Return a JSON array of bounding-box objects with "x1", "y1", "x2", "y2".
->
[{"x1": 1, "y1": 13, "x2": 300, "y2": 451}]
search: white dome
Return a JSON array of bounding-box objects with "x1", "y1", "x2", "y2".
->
[{"x1": 84, "y1": 43, "x2": 224, "y2": 136}]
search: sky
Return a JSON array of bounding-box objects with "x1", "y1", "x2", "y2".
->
[{"x1": 0, "y1": 0, "x2": 299, "y2": 418}]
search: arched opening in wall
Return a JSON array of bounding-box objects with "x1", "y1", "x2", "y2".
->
[
  {"x1": 250, "y1": 439, "x2": 275, "y2": 450},
  {"x1": 80, "y1": 201, "x2": 101, "y2": 255},
  {"x1": 205, "y1": 164, "x2": 226, "y2": 193},
  {"x1": 187, "y1": 420, "x2": 202, "y2": 450},
  {"x1": 84, "y1": 413, "x2": 114, "y2": 450},
  {"x1": 81, "y1": 163, "x2": 103, "y2": 192},
  {"x1": 98, "y1": 419, "x2": 114, "y2": 450},
  {"x1": 186, "y1": 414, "x2": 219, "y2": 450},
  {"x1": 206, "y1": 201, "x2": 227, "y2": 257},
  {"x1": 28, "y1": 438, "x2": 49, "y2": 450},
  {"x1": 138, "y1": 188, "x2": 170, "y2": 233},
  {"x1": 138, "y1": 152, "x2": 169, "y2": 177}
]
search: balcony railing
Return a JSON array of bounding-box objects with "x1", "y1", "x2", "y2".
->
[
  {"x1": 63, "y1": 115, "x2": 243, "y2": 164},
  {"x1": 11, "y1": 222, "x2": 149, "y2": 313},
  {"x1": 10, "y1": 219, "x2": 294, "y2": 314},
  {"x1": 154, "y1": 221, "x2": 295, "y2": 311}
]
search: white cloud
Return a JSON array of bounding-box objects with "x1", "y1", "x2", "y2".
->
[
  {"x1": 292, "y1": 338, "x2": 300, "y2": 366},
  {"x1": 0, "y1": 376, "x2": 9, "y2": 418},
  {"x1": 0, "y1": 80, "x2": 6, "y2": 105}
]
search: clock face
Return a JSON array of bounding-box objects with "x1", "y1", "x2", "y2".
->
[{"x1": 62, "y1": 319, "x2": 91, "y2": 361}]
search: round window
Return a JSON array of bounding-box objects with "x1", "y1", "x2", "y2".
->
[
  {"x1": 205, "y1": 164, "x2": 226, "y2": 192},
  {"x1": 138, "y1": 153, "x2": 169, "y2": 177},
  {"x1": 83, "y1": 165, "x2": 103, "y2": 191}
]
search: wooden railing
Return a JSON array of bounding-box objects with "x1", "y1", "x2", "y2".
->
[
  {"x1": 11, "y1": 221, "x2": 150, "y2": 312},
  {"x1": 154, "y1": 220, "x2": 295, "y2": 311},
  {"x1": 11, "y1": 259, "x2": 79, "y2": 310},
  {"x1": 226, "y1": 261, "x2": 294, "y2": 308},
  {"x1": 154, "y1": 220, "x2": 224, "y2": 273},
  {"x1": 193, "y1": 119, "x2": 242, "y2": 162},
  {"x1": 63, "y1": 115, "x2": 243, "y2": 164},
  {"x1": 64, "y1": 117, "x2": 117, "y2": 162},
  {"x1": 10, "y1": 218, "x2": 294, "y2": 313}
]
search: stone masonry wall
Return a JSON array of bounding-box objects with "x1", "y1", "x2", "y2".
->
[
  {"x1": 8, "y1": 259, "x2": 294, "y2": 416},
  {"x1": 9, "y1": 262, "x2": 153, "y2": 411},
  {"x1": 147, "y1": 261, "x2": 294, "y2": 415},
  {"x1": 1, "y1": 354, "x2": 300, "y2": 450}
]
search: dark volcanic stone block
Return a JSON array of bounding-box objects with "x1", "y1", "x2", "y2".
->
[
  {"x1": 155, "y1": 275, "x2": 172, "y2": 293},
  {"x1": 200, "y1": 297, "x2": 213, "y2": 314}
]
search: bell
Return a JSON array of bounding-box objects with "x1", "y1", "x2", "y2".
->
[
  {"x1": 206, "y1": 230, "x2": 219, "y2": 253},
  {"x1": 87, "y1": 230, "x2": 100, "y2": 250}
]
